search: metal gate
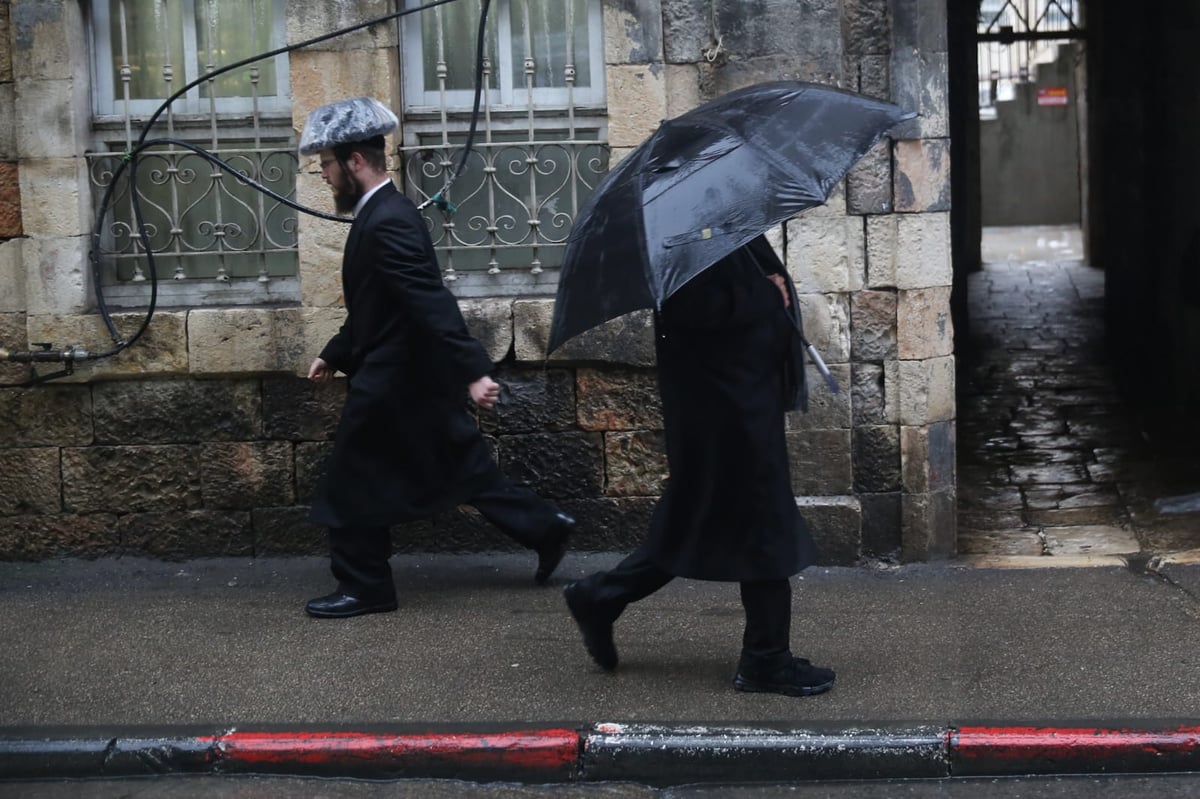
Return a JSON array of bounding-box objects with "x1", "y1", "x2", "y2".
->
[{"x1": 977, "y1": 0, "x2": 1085, "y2": 116}]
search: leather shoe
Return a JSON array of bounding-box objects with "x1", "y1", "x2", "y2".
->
[
  {"x1": 304, "y1": 591, "x2": 398, "y2": 619},
  {"x1": 563, "y1": 581, "x2": 618, "y2": 671},
  {"x1": 534, "y1": 512, "x2": 574, "y2": 585}
]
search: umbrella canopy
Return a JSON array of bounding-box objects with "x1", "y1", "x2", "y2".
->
[{"x1": 548, "y1": 81, "x2": 916, "y2": 353}]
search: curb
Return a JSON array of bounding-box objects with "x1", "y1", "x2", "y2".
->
[
  {"x1": 951, "y1": 725, "x2": 1200, "y2": 777},
  {"x1": 2, "y1": 724, "x2": 1199, "y2": 784}
]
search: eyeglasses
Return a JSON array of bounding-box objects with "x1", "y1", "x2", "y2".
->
[{"x1": 319, "y1": 158, "x2": 338, "y2": 170}]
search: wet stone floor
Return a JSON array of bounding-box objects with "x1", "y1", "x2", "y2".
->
[{"x1": 955, "y1": 226, "x2": 1200, "y2": 566}]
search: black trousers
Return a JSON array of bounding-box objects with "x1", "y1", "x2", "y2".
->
[
  {"x1": 328, "y1": 478, "x2": 561, "y2": 599},
  {"x1": 574, "y1": 545, "x2": 792, "y2": 658}
]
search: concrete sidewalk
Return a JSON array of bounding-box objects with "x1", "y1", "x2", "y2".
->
[{"x1": 2, "y1": 553, "x2": 1200, "y2": 783}]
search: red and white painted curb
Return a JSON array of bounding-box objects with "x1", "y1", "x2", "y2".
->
[{"x1": 2, "y1": 723, "x2": 1199, "y2": 783}]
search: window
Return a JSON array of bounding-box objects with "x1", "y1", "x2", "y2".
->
[
  {"x1": 87, "y1": 0, "x2": 298, "y2": 306},
  {"x1": 401, "y1": 0, "x2": 604, "y2": 111},
  {"x1": 91, "y1": 0, "x2": 290, "y2": 117},
  {"x1": 399, "y1": 0, "x2": 608, "y2": 296}
]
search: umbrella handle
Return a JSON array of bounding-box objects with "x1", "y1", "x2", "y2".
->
[{"x1": 804, "y1": 342, "x2": 840, "y2": 394}]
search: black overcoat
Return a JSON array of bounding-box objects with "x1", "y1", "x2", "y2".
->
[
  {"x1": 310, "y1": 182, "x2": 500, "y2": 529},
  {"x1": 643, "y1": 236, "x2": 818, "y2": 581}
]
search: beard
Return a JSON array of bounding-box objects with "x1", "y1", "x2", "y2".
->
[{"x1": 331, "y1": 170, "x2": 363, "y2": 216}]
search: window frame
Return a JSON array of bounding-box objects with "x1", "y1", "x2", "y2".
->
[
  {"x1": 86, "y1": 0, "x2": 299, "y2": 305},
  {"x1": 89, "y1": 0, "x2": 292, "y2": 121},
  {"x1": 399, "y1": 0, "x2": 607, "y2": 113}
]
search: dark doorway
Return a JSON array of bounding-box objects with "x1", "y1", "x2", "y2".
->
[
  {"x1": 948, "y1": 0, "x2": 1086, "y2": 301},
  {"x1": 948, "y1": 1, "x2": 1200, "y2": 564}
]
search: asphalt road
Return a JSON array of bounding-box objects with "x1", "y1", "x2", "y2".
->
[{"x1": 7, "y1": 774, "x2": 1200, "y2": 798}]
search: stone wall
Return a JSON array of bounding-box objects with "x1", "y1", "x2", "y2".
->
[
  {"x1": 0, "y1": 0, "x2": 957, "y2": 564},
  {"x1": 1, "y1": 0, "x2": 27, "y2": 389},
  {"x1": 0, "y1": 364, "x2": 655, "y2": 559}
]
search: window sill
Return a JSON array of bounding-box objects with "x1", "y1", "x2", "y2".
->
[{"x1": 96, "y1": 276, "x2": 302, "y2": 310}]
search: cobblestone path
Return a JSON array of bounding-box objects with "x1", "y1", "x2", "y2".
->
[{"x1": 956, "y1": 227, "x2": 1200, "y2": 565}]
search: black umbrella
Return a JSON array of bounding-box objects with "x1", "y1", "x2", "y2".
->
[{"x1": 547, "y1": 81, "x2": 916, "y2": 354}]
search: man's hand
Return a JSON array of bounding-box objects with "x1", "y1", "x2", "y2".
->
[
  {"x1": 308, "y1": 357, "x2": 334, "y2": 383},
  {"x1": 469, "y1": 375, "x2": 501, "y2": 410},
  {"x1": 766, "y1": 273, "x2": 791, "y2": 309}
]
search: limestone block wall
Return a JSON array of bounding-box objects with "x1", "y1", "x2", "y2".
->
[
  {"x1": 0, "y1": 0, "x2": 24, "y2": 392},
  {"x1": 0, "y1": 0, "x2": 956, "y2": 564},
  {"x1": 627, "y1": 0, "x2": 956, "y2": 560}
]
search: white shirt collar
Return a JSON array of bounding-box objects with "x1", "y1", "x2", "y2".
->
[{"x1": 353, "y1": 178, "x2": 389, "y2": 217}]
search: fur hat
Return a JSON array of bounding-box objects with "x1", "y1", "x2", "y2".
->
[{"x1": 298, "y1": 97, "x2": 399, "y2": 156}]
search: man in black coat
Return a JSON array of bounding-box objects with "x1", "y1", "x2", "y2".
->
[
  {"x1": 563, "y1": 235, "x2": 835, "y2": 697},
  {"x1": 299, "y1": 97, "x2": 574, "y2": 619}
]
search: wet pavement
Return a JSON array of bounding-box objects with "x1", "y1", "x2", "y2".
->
[
  {"x1": 956, "y1": 225, "x2": 1200, "y2": 565},
  {"x1": 10, "y1": 774, "x2": 1200, "y2": 798}
]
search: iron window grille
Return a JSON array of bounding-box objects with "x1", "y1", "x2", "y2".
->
[{"x1": 398, "y1": 0, "x2": 609, "y2": 297}]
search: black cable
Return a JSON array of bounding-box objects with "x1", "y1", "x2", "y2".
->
[
  {"x1": 89, "y1": 1, "x2": 468, "y2": 352},
  {"x1": 120, "y1": 144, "x2": 158, "y2": 354},
  {"x1": 0, "y1": 368, "x2": 78, "y2": 389},
  {"x1": 84, "y1": 1, "x2": 486, "y2": 368},
  {"x1": 421, "y1": 0, "x2": 490, "y2": 213},
  {"x1": 136, "y1": 0, "x2": 463, "y2": 151},
  {"x1": 5, "y1": 0, "x2": 490, "y2": 386},
  {"x1": 451, "y1": 0, "x2": 491, "y2": 186}
]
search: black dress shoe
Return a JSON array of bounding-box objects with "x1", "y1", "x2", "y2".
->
[
  {"x1": 563, "y1": 581, "x2": 618, "y2": 671},
  {"x1": 534, "y1": 512, "x2": 575, "y2": 585},
  {"x1": 733, "y1": 653, "x2": 835, "y2": 697},
  {"x1": 304, "y1": 591, "x2": 398, "y2": 619}
]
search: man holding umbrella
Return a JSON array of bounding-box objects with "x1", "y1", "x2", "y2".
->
[
  {"x1": 554, "y1": 81, "x2": 914, "y2": 695},
  {"x1": 298, "y1": 97, "x2": 574, "y2": 619},
  {"x1": 563, "y1": 234, "x2": 835, "y2": 696}
]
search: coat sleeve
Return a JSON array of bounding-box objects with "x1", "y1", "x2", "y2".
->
[
  {"x1": 373, "y1": 203, "x2": 494, "y2": 386},
  {"x1": 740, "y1": 235, "x2": 811, "y2": 412},
  {"x1": 318, "y1": 322, "x2": 354, "y2": 374}
]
